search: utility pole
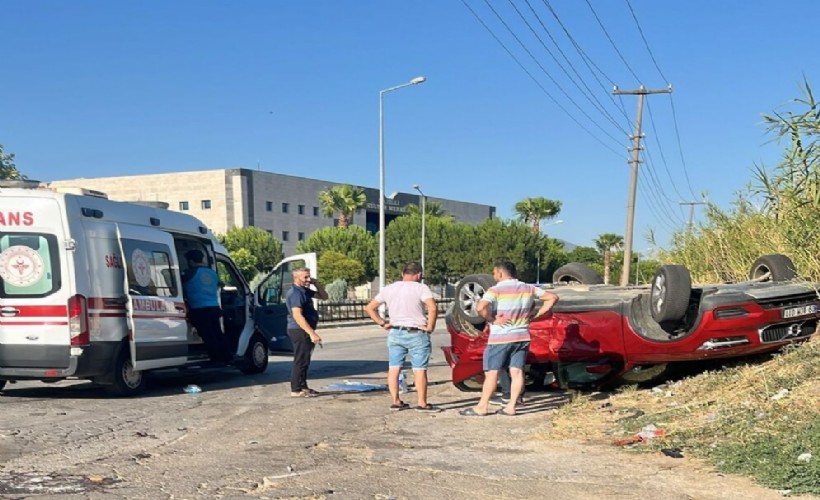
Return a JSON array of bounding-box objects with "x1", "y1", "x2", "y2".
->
[
  {"x1": 613, "y1": 85, "x2": 672, "y2": 286},
  {"x1": 680, "y1": 201, "x2": 707, "y2": 230}
]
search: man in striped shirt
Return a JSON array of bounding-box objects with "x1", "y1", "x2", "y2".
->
[{"x1": 460, "y1": 260, "x2": 558, "y2": 417}]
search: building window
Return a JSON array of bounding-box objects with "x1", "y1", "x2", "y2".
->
[
  {"x1": 298, "y1": 204, "x2": 305, "y2": 215},
  {"x1": 266, "y1": 229, "x2": 273, "y2": 235},
  {"x1": 201, "y1": 200, "x2": 211, "y2": 209},
  {"x1": 282, "y1": 231, "x2": 289, "y2": 241},
  {"x1": 266, "y1": 201, "x2": 273, "y2": 212},
  {"x1": 282, "y1": 202, "x2": 289, "y2": 213},
  {"x1": 313, "y1": 206, "x2": 319, "y2": 217},
  {"x1": 298, "y1": 232, "x2": 305, "y2": 241},
  {"x1": 179, "y1": 201, "x2": 189, "y2": 211}
]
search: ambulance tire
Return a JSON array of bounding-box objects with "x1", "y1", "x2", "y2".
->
[
  {"x1": 240, "y1": 333, "x2": 269, "y2": 375},
  {"x1": 105, "y1": 346, "x2": 147, "y2": 397}
]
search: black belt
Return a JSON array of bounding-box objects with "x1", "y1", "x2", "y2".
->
[{"x1": 393, "y1": 326, "x2": 422, "y2": 333}]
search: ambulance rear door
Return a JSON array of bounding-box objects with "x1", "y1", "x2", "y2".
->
[
  {"x1": 0, "y1": 196, "x2": 72, "y2": 373},
  {"x1": 116, "y1": 224, "x2": 188, "y2": 371}
]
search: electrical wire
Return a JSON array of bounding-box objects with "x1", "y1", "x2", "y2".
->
[
  {"x1": 624, "y1": 0, "x2": 667, "y2": 83},
  {"x1": 645, "y1": 99, "x2": 686, "y2": 201},
  {"x1": 480, "y1": 0, "x2": 627, "y2": 147},
  {"x1": 512, "y1": 0, "x2": 630, "y2": 136},
  {"x1": 459, "y1": 0, "x2": 627, "y2": 159},
  {"x1": 584, "y1": 0, "x2": 641, "y2": 85}
]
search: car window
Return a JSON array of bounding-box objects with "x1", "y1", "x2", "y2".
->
[{"x1": 0, "y1": 233, "x2": 61, "y2": 298}]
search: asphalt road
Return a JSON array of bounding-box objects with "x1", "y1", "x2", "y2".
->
[{"x1": 0, "y1": 324, "x2": 800, "y2": 499}]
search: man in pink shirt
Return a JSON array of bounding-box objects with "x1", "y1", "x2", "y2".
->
[{"x1": 366, "y1": 262, "x2": 439, "y2": 412}]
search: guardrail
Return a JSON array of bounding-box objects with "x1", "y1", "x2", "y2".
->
[{"x1": 318, "y1": 298, "x2": 454, "y2": 323}]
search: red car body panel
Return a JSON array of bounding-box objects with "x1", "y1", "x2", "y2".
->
[{"x1": 445, "y1": 281, "x2": 819, "y2": 387}]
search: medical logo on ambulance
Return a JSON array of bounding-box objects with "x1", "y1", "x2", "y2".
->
[
  {"x1": 131, "y1": 248, "x2": 153, "y2": 288},
  {"x1": 0, "y1": 245, "x2": 45, "y2": 287}
]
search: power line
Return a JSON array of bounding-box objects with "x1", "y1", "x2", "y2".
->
[
  {"x1": 479, "y1": 0, "x2": 627, "y2": 147},
  {"x1": 645, "y1": 99, "x2": 686, "y2": 201},
  {"x1": 514, "y1": 0, "x2": 631, "y2": 135},
  {"x1": 624, "y1": 0, "x2": 668, "y2": 83},
  {"x1": 623, "y1": 0, "x2": 699, "y2": 200},
  {"x1": 584, "y1": 0, "x2": 641, "y2": 84},
  {"x1": 459, "y1": 0, "x2": 627, "y2": 159}
]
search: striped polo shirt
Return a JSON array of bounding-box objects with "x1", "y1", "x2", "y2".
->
[{"x1": 480, "y1": 278, "x2": 545, "y2": 345}]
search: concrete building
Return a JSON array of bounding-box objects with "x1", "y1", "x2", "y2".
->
[{"x1": 51, "y1": 168, "x2": 495, "y2": 255}]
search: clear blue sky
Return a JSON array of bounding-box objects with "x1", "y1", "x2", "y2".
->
[{"x1": 4, "y1": 1, "x2": 817, "y2": 250}]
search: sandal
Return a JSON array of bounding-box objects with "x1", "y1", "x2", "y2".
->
[
  {"x1": 302, "y1": 388, "x2": 319, "y2": 395},
  {"x1": 414, "y1": 404, "x2": 442, "y2": 413},
  {"x1": 496, "y1": 409, "x2": 516, "y2": 416},
  {"x1": 390, "y1": 402, "x2": 410, "y2": 411},
  {"x1": 458, "y1": 407, "x2": 489, "y2": 417}
]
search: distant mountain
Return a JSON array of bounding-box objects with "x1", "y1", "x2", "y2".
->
[{"x1": 556, "y1": 239, "x2": 578, "y2": 251}]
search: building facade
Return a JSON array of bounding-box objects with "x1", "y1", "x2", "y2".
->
[{"x1": 52, "y1": 168, "x2": 495, "y2": 255}]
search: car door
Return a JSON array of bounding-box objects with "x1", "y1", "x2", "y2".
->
[
  {"x1": 116, "y1": 224, "x2": 188, "y2": 371},
  {"x1": 253, "y1": 253, "x2": 317, "y2": 352}
]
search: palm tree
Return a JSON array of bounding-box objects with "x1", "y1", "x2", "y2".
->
[
  {"x1": 514, "y1": 197, "x2": 562, "y2": 234},
  {"x1": 318, "y1": 184, "x2": 367, "y2": 228},
  {"x1": 406, "y1": 200, "x2": 449, "y2": 218},
  {"x1": 594, "y1": 233, "x2": 624, "y2": 285}
]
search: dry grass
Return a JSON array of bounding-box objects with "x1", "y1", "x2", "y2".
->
[{"x1": 544, "y1": 338, "x2": 820, "y2": 494}]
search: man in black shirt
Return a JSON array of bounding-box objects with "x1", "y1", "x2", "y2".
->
[{"x1": 285, "y1": 266, "x2": 328, "y2": 397}]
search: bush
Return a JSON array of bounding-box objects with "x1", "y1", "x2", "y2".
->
[{"x1": 325, "y1": 279, "x2": 348, "y2": 302}]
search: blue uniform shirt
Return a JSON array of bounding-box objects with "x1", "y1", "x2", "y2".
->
[
  {"x1": 182, "y1": 266, "x2": 220, "y2": 309},
  {"x1": 286, "y1": 285, "x2": 318, "y2": 330}
]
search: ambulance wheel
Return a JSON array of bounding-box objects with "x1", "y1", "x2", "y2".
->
[
  {"x1": 240, "y1": 333, "x2": 269, "y2": 375},
  {"x1": 105, "y1": 347, "x2": 146, "y2": 396}
]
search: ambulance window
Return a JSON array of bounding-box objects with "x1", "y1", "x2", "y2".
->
[
  {"x1": 216, "y1": 260, "x2": 243, "y2": 290},
  {"x1": 0, "y1": 233, "x2": 61, "y2": 298},
  {"x1": 121, "y1": 239, "x2": 179, "y2": 298}
]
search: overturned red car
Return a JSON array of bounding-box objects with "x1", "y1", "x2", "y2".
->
[{"x1": 443, "y1": 254, "x2": 819, "y2": 390}]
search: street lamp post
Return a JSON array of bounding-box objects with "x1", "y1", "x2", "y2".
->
[
  {"x1": 537, "y1": 220, "x2": 564, "y2": 284},
  {"x1": 378, "y1": 76, "x2": 426, "y2": 294},
  {"x1": 412, "y1": 184, "x2": 426, "y2": 281}
]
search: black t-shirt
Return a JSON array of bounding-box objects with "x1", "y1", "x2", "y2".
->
[{"x1": 286, "y1": 285, "x2": 318, "y2": 330}]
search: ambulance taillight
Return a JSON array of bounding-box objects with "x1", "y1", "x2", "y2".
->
[{"x1": 68, "y1": 295, "x2": 89, "y2": 346}]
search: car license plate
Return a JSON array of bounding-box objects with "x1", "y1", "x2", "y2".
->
[{"x1": 782, "y1": 304, "x2": 819, "y2": 319}]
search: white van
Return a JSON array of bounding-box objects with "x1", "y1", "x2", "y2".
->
[{"x1": 0, "y1": 181, "x2": 316, "y2": 395}]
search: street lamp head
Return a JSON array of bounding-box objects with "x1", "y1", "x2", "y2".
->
[
  {"x1": 412, "y1": 184, "x2": 420, "y2": 189},
  {"x1": 410, "y1": 76, "x2": 427, "y2": 85}
]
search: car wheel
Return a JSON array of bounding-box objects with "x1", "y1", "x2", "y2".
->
[
  {"x1": 749, "y1": 254, "x2": 796, "y2": 282},
  {"x1": 454, "y1": 274, "x2": 496, "y2": 326},
  {"x1": 454, "y1": 374, "x2": 484, "y2": 392},
  {"x1": 0, "y1": 380, "x2": 6, "y2": 393},
  {"x1": 104, "y1": 346, "x2": 146, "y2": 397},
  {"x1": 552, "y1": 263, "x2": 604, "y2": 285},
  {"x1": 619, "y1": 364, "x2": 668, "y2": 384},
  {"x1": 240, "y1": 333, "x2": 269, "y2": 375},
  {"x1": 650, "y1": 265, "x2": 691, "y2": 323}
]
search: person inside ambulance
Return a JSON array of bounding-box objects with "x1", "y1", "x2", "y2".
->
[{"x1": 182, "y1": 249, "x2": 231, "y2": 364}]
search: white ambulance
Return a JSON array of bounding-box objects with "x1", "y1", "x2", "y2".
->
[{"x1": 0, "y1": 181, "x2": 315, "y2": 395}]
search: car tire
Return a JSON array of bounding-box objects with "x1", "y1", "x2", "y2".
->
[
  {"x1": 0, "y1": 380, "x2": 6, "y2": 393},
  {"x1": 618, "y1": 364, "x2": 668, "y2": 384},
  {"x1": 240, "y1": 333, "x2": 269, "y2": 375},
  {"x1": 552, "y1": 263, "x2": 604, "y2": 285},
  {"x1": 453, "y1": 374, "x2": 484, "y2": 392},
  {"x1": 749, "y1": 254, "x2": 797, "y2": 282},
  {"x1": 650, "y1": 265, "x2": 691, "y2": 323},
  {"x1": 454, "y1": 274, "x2": 497, "y2": 326},
  {"x1": 104, "y1": 346, "x2": 146, "y2": 397}
]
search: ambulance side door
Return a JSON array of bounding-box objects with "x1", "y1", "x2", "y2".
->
[{"x1": 116, "y1": 224, "x2": 188, "y2": 371}]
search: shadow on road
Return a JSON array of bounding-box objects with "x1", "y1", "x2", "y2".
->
[{"x1": 0, "y1": 358, "x2": 389, "y2": 400}]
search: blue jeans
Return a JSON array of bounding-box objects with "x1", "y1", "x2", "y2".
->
[{"x1": 387, "y1": 329, "x2": 432, "y2": 370}]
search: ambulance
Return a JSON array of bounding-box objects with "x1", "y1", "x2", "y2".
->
[{"x1": 0, "y1": 180, "x2": 315, "y2": 395}]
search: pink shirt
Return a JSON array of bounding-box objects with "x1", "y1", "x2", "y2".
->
[{"x1": 374, "y1": 281, "x2": 434, "y2": 327}]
